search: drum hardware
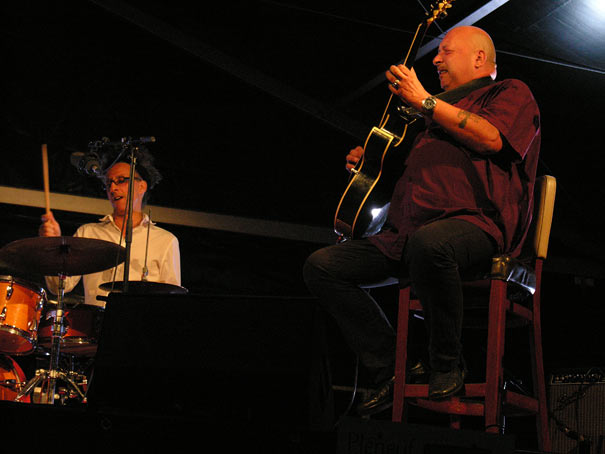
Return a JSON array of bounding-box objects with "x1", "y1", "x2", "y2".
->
[
  {"x1": 29, "y1": 344, "x2": 94, "y2": 404},
  {"x1": 30, "y1": 365, "x2": 87, "y2": 405},
  {"x1": 141, "y1": 207, "x2": 151, "y2": 281},
  {"x1": 16, "y1": 274, "x2": 89, "y2": 404},
  {"x1": 0, "y1": 236, "x2": 125, "y2": 405},
  {"x1": 38, "y1": 299, "x2": 104, "y2": 357},
  {"x1": 2, "y1": 378, "x2": 22, "y2": 390},
  {"x1": 99, "y1": 280, "x2": 188, "y2": 295}
]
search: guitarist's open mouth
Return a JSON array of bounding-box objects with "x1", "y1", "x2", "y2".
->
[{"x1": 437, "y1": 69, "x2": 449, "y2": 87}]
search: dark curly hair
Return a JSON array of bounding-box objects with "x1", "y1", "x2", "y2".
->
[
  {"x1": 100, "y1": 146, "x2": 161, "y2": 188},
  {"x1": 96, "y1": 144, "x2": 162, "y2": 205}
]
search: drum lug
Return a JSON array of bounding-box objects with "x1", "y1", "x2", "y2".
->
[
  {"x1": 6, "y1": 282, "x2": 13, "y2": 300},
  {"x1": 0, "y1": 306, "x2": 6, "y2": 321},
  {"x1": 29, "y1": 317, "x2": 38, "y2": 333},
  {"x1": 36, "y1": 297, "x2": 44, "y2": 312}
]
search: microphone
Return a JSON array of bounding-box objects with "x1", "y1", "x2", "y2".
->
[
  {"x1": 88, "y1": 136, "x2": 156, "y2": 149},
  {"x1": 70, "y1": 151, "x2": 102, "y2": 177},
  {"x1": 121, "y1": 136, "x2": 156, "y2": 146}
]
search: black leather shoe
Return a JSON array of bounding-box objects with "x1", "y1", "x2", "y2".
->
[
  {"x1": 408, "y1": 359, "x2": 430, "y2": 384},
  {"x1": 428, "y1": 366, "x2": 464, "y2": 400},
  {"x1": 356, "y1": 376, "x2": 395, "y2": 416}
]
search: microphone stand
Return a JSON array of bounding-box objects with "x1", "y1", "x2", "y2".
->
[
  {"x1": 93, "y1": 135, "x2": 156, "y2": 294},
  {"x1": 121, "y1": 138, "x2": 139, "y2": 293}
]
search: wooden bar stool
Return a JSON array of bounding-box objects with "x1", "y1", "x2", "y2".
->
[{"x1": 391, "y1": 175, "x2": 556, "y2": 452}]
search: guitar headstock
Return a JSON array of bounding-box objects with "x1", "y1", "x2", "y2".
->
[{"x1": 426, "y1": 1, "x2": 455, "y2": 25}]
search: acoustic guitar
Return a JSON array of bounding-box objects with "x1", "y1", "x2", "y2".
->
[{"x1": 334, "y1": 1, "x2": 454, "y2": 240}]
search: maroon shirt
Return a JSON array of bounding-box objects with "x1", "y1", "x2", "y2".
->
[{"x1": 369, "y1": 79, "x2": 541, "y2": 260}]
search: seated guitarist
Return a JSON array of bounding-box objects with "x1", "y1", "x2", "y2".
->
[{"x1": 303, "y1": 26, "x2": 541, "y2": 416}]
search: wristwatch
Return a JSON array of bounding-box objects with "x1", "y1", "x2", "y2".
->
[{"x1": 421, "y1": 96, "x2": 437, "y2": 115}]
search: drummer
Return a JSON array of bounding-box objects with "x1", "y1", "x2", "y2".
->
[{"x1": 38, "y1": 147, "x2": 181, "y2": 307}]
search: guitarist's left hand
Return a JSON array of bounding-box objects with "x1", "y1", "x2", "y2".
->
[
  {"x1": 386, "y1": 65, "x2": 503, "y2": 154},
  {"x1": 345, "y1": 146, "x2": 364, "y2": 173},
  {"x1": 386, "y1": 65, "x2": 431, "y2": 112}
]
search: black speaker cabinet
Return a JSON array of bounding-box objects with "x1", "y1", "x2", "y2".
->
[
  {"x1": 87, "y1": 293, "x2": 318, "y2": 424},
  {"x1": 548, "y1": 369, "x2": 605, "y2": 454}
]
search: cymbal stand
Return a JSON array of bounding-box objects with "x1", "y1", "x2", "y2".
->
[
  {"x1": 121, "y1": 141, "x2": 137, "y2": 292},
  {"x1": 108, "y1": 138, "x2": 139, "y2": 293},
  {"x1": 15, "y1": 274, "x2": 86, "y2": 404}
]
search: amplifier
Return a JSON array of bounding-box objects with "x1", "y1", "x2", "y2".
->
[{"x1": 548, "y1": 368, "x2": 605, "y2": 454}]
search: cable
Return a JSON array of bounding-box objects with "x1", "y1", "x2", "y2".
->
[
  {"x1": 334, "y1": 354, "x2": 359, "y2": 428},
  {"x1": 548, "y1": 369, "x2": 604, "y2": 453}
]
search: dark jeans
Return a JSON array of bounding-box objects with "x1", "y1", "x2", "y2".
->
[{"x1": 303, "y1": 218, "x2": 496, "y2": 376}]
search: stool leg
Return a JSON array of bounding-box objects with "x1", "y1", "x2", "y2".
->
[
  {"x1": 392, "y1": 287, "x2": 411, "y2": 422},
  {"x1": 529, "y1": 260, "x2": 551, "y2": 452},
  {"x1": 484, "y1": 280, "x2": 507, "y2": 434}
]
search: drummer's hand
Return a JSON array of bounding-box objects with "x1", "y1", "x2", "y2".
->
[
  {"x1": 346, "y1": 146, "x2": 364, "y2": 173},
  {"x1": 39, "y1": 211, "x2": 61, "y2": 237}
]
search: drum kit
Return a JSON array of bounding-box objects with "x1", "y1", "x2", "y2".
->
[{"x1": 0, "y1": 235, "x2": 186, "y2": 406}]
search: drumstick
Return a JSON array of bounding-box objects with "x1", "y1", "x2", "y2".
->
[{"x1": 42, "y1": 144, "x2": 51, "y2": 215}]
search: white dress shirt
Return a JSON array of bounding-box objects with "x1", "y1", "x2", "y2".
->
[{"x1": 45, "y1": 214, "x2": 181, "y2": 307}]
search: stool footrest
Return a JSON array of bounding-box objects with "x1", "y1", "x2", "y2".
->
[
  {"x1": 403, "y1": 385, "x2": 539, "y2": 418},
  {"x1": 502, "y1": 389, "x2": 540, "y2": 414},
  {"x1": 412, "y1": 396, "x2": 484, "y2": 417}
]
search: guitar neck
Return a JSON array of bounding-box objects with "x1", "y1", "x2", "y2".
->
[
  {"x1": 402, "y1": 20, "x2": 430, "y2": 69},
  {"x1": 378, "y1": 1, "x2": 455, "y2": 137},
  {"x1": 378, "y1": 20, "x2": 431, "y2": 136}
]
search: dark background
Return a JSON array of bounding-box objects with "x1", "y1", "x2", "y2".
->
[
  {"x1": 3, "y1": 0, "x2": 605, "y2": 276},
  {"x1": 1, "y1": 1, "x2": 604, "y2": 448}
]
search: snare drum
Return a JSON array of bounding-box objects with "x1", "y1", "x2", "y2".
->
[
  {"x1": 0, "y1": 354, "x2": 29, "y2": 402},
  {"x1": 0, "y1": 276, "x2": 46, "y2": 355},
  {"x1": 38, "y1": 298, "x2": 104, "y2": 357}
]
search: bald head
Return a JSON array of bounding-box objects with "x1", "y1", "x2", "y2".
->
[
  {"x1": 454, "y1": 26, "x2": 496, "y2": 68},
  {"x1": 433, "y1": 26, "x2": 497, "y2": 90}
]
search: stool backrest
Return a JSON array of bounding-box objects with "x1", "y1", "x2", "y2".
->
[{"x1": 532, "y1": 175, "x2": 557, "y2": 260}]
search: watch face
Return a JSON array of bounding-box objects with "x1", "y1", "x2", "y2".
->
[{"x1": 423, "y1": 97, "x2": 436, "y2": 109}]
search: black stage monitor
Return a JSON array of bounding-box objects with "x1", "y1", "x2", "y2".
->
[{"x1": 87, "y1": 292, "x2": 317, "y2": 423}]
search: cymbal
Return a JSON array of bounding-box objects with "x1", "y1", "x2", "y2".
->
[
  {"x1": 0, "y1": 236, "x2": 125, "y2": 276},
  {"x1": 99, "y1": 280, "x2": 188, "y2": 294}
]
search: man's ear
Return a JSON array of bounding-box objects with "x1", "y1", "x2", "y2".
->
[
  {"x1": 475, "y1": 49, "x2": 487, "y2": 69},
  {"x1": 139, "y1": 178, "x2": 148, "y2": 195}
]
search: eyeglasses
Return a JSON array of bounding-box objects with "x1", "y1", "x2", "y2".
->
[{"x1": 103, "y1": 176, "x2": 142, "y2": 191}]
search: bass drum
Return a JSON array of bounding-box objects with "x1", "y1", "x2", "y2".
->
[
  {"x1": 38, "y1": 296, "x2": 104, "y2": 357},
  {"x1": 0, "y1": 354, "x2": 29, "y2": 402}
]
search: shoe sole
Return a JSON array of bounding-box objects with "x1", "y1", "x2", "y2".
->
[{"x1": 357, "y1": 400, "x2": 393, "y2": 416}]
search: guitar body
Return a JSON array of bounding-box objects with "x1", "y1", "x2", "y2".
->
[
  {"x1": 334, "y1": 117, "x2": 422, "y2": 239},
  {"x1": 333, "y1": 1, "x2": 454, "y2": 240}
]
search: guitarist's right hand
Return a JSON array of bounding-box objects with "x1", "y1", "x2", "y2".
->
[{"x1": 345, "y1": 146, "x2": 364, "y2": 173}]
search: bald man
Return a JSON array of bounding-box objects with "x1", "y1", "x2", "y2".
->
[{"x1": 304, "y1": 26, "x2": 541, "y2": 415}]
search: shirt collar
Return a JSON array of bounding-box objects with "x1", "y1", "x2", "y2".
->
[{"x1": 99, "y1": 213, "x2": 155, "y2": 229}]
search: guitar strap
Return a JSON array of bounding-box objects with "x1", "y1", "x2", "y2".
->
[{"x1": 434, "y1": 76, "x2": 494, "y2": 105}]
